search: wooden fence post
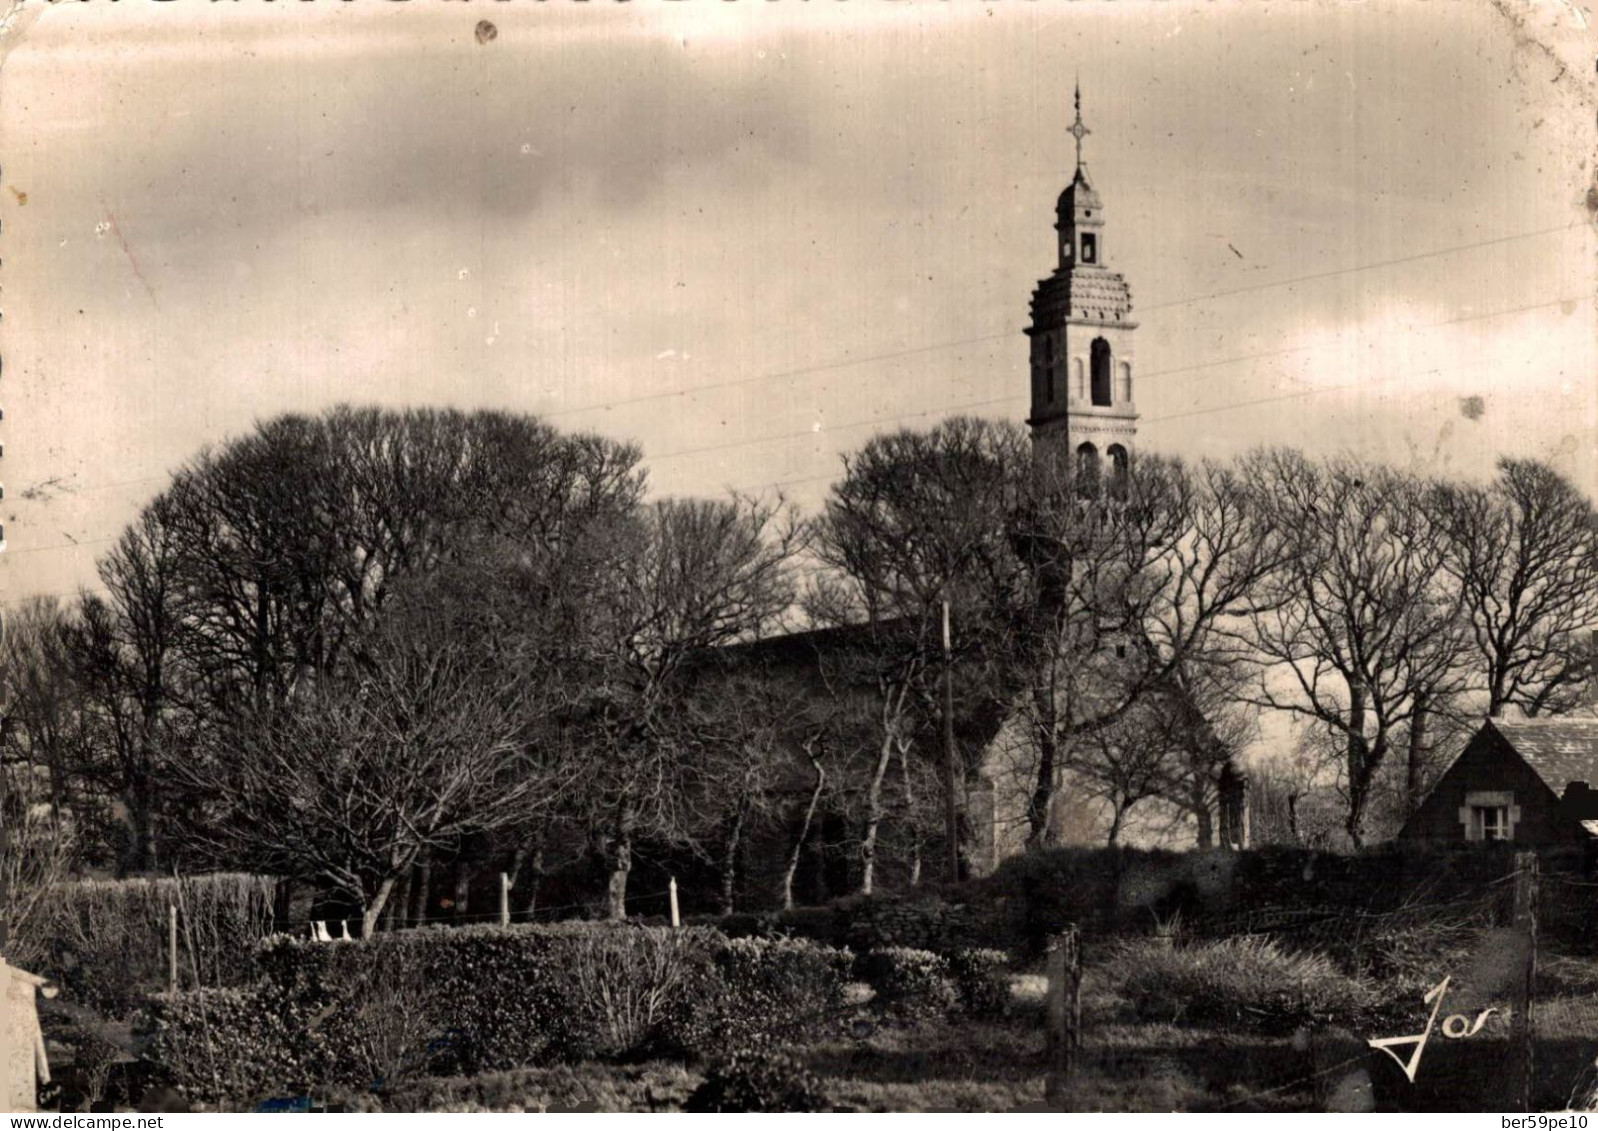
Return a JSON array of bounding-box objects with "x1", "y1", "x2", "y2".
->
[
  {"x1": 167, "y1": 904, "x2": 179, "y2": 993},
  {"x1": 1044, "y1": 925, "x2": 1082, "y2": 1108},
  {"x1": 668, "y1": 877, "x2": 680, "y2": 929},
  {"x1": 499, "y1": 872, "x2": 511, "y2": 928},
  {"x1": 1510, "y1": 851, "x2": 1538, "y2": 1111}
]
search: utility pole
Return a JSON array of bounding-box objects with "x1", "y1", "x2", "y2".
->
[
  {"x1": 1, "y1": 601, "x2": 12, "y2": 959},
  {"x1": 941, "y1": 596, "x2": 961, "y2": 883},
  {"x1": 1, "y1": 716, "x2": 12, "y2": 959},
  {"x1": 0, "y1": 719, "x2": 10, "y2": 958}
]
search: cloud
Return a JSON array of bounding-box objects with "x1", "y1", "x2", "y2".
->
[{"x1": 1281, "y1": 298, "x2": 1590, "y2": 397}]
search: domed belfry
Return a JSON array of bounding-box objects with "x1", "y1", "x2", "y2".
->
[{"x1": 1026, "y1": 86, "x2": 1137, "y2": 487}]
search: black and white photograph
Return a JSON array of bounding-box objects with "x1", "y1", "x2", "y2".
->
[{"x1": 0, "y1": 0, "x2": 1595, "y2": 1114}]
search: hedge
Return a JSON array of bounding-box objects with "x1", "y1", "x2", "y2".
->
[
  {"x1": 708, "y1": 936, "x2": 854, "y2": 1046},
  {"x1": 858, "y1": 947, "x2": 959, "y2": 1020},
  {"x1": 40, "y1": 874, "x2": 277, "y2": 1018},
  {"x1": 698, "y1": 896, "x2": 993, "y2": 956},
  {"x1": 945, "y1": 948, "x2": 1011, "y2": 1018},
  {"x1": 686, "y1": 1051, "x2": 828, "y2": 1113},
  {"x1": 145, "y1": 923, "x2": 854, "y2": 1108}
]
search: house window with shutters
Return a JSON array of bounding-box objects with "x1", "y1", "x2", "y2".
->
[{"x1": 1458, "y1": 791, "x2": 1519, "y2": 842}]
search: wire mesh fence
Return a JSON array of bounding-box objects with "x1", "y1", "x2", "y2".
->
[{"x1": 1029, "y1": 852, "x2": 1598, "y2": 1113}]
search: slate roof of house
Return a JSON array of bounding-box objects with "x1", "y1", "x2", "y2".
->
[{"x1": 1489, "y1": 717, "x2": 1598, "y2": 794}]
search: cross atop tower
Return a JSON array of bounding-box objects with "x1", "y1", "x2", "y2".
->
[
  {"x1": 1026, "y1": 82, "x2": 1138, "y2": 477},
  {"x1": 1068, "y1": 83, "x2": 1091, "y2": 174}
]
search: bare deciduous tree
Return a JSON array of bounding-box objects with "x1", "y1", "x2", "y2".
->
[
  {"x1": 565, "y1": 494, "x2": 803, "y2": 919},
  {"x1": 811, "y1": 417, "x2": 1030, "y2": 882},
  {"x1": 1005, "y1": 453, "x2": 1284, "y2": 848},
  {"x1": 175, "y1": 606, "x2": 568, "y2": 935},
  {"x1": 1244, "y1": 451, "x2": 1471, "y2": 848},
  {"x1": 1064, "y1": 708, "x2": 1180, "y2": 846},
  {"x1": 0, "y1": 773, "x2": 77, "y2": 973},
  {"x1": 673, "y1": 656, "x2": 823, "y2": 915},
  {"x1": 0, "y1": 597, "x2": 84, "y2": 822},
  {"x1": 1432, "y1": 457, "x2": 1598, "y2": 718}
]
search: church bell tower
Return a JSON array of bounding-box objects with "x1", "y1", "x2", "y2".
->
[{"x1": 1026, "y1": 87, "x2": 1137, "y2": 487}]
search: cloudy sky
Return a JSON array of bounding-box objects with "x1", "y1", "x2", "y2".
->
[{"x1": 1, "y1": 0, "x2": 1593, "y2": 605}]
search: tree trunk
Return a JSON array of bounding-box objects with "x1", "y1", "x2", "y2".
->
[
  {"x1": 898, "y1": 740, "x2": 923, "y2": 888},
  {"x1": 362, "y1": 875, "x2": 397, "y2": 939},
  {"x1": 522, "y1": 843, "x2": 546, "y2": 917},
  {"x1": 1192, "y1": 775, "x2": 1214, "y2": 849},
  {"x1": 607, "y1": 798, "x2": 635, "y2": 921},
  {"x1": 274, "y1": 877, "x2": 295, "y2": 933},
  {"x1": 1345, "y1": 734, "x2": 1386, "y2": 853},
  {"x1": 412, "y1": 854, "x2": 432, "y2": 925},
  {"x1": 1026, "y1": 718, "x2": 1059, "y2": 850},
  {"x1": 453, "y1": 859, "x2": 473, "y2": 920},
  {"x1": 780, "y1": 745, "x2": 826, "y2": 911},
  {"x1": 123, "y1": 776, "x2": 155, "y2": 875},
  {"x1": 718, "y1": 803, "x2": 747, "y2": 917},
  {"x1": 1345, "y1": 797, "x2": 1368, "y2": 851},
  {"x1": 606, "y1": 849, "x2": 631, "y2": 921},
  {"x1": 860, "y1": 730, "x2": 896, "y2": 896},
  {"x1": 1345, "y1": 682, "x2": 1369, "y2": 849},
  {"x1": 940, "y1": 599, "x2": 962, "y2": 885},
  {"x1": 1287, "y1": 792, "x2": 1301, "y2": 844},
  {"x1": 45, "y1": 753, "x2": 67, "y2": 826},
  {"x1": 1106, "y1": 804, "x2": 1126, "y2": 846},
  {"x1": 1487, "y1": 670, "x2": 1508, "y2": 718},
  {"x1": 505, "y1": 830, "x2": 547, "y2": 917},
  {"x1": 391, "y1": 869, "x2": 412, "y2": 931},
  {"x1": 1407, "y1": 694, "x2": 1429, "y2": 815}
]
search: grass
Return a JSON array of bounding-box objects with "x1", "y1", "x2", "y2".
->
[{"x1": 1107, "y1": 936, "x2": 1372, "y2": 1034}]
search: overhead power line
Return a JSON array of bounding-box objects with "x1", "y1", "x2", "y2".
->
[
  {"x1": 30, "y1": 221, "x2": 1587, "y2": 504},
  {"x1": 2, "y1": 225, "x2": 1585, "y2": 573},
  {"x1": 3, "y1": 290, "x2": 1581, "y2": 565},
  {"x1": 0, "y1": 337, "x2": 1570, "y2": 609}
]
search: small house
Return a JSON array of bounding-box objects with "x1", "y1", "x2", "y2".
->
[{"x1": 1400, "y1": 717, "x2": 1598, "y2": 846}]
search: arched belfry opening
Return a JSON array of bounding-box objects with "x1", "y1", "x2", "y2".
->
[
  {"x1": 1090, "y1": 338, "x2": 1112, "y2": 407},
  {"x1": 1107, "y1": 444, "x2": 1129, "y2": 497},
  {"x1": 1076, "y1": 441, "x2": 1100, "y2": 493}
]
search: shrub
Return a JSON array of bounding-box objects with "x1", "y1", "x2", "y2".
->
[
  {"x1": 858, "y1": 947, "x2": 959, "y2": 1020},
  {"x1": 989, "y1": 846, "x2": 1194, "y2": 954},
  {"x1": 256, "y1": 923, "x2": 722, "y2": 1069},
  {"x1": 143, "y1": 988, "x2": 316, "y2": 1108},
  {"x1": 149, "y1": 922, "x2": 857, "y2": 1106},
  {"x1": 1109, "y1": 936, "x2": 1371, "y2": 1034},
  {"x1": 1325, "y1": 914, "x2": 1482, "y2": 1002},
  {"x1": 553, "y1": 925, "x2": 723, "y2": 1061},
  {"x1": 44, "y1": 874, "x2": 277, "y2": 1017},
  {"x1": 694, "y1": 912, "x2": 775, "y2": 940},
  {"x1": 706, "y1": 936, "x2": 853, "y2": 1047},
  {"x1": 945, "y1": 948, "x2": 1010, "y2": 1018},
  {"x1": 686, "y1": 1051, "x2": 827, "y2": 1113}
]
